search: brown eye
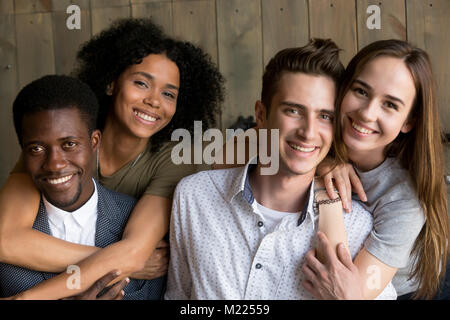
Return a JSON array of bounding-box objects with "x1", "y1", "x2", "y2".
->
[
  {"x1": 163, "y1": 91, "x2": 176, "y2": 99},
  {"x1": 354, "y1": 87, "x2": 368, "y2": 97},
  {"x1": 63, "y1": 141, "x2": 77, "y2": 149},
  {"x1": 134, "y1": 80, "x2": 148, "y2": 88},
  {"x1": 29, "y1": 145, "x2": 44, "y2": 154},
  {"x1": 385, "y1": 101, "x2": 398, "y2": 110}
]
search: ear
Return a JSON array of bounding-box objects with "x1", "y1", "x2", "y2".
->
[
  {"x1": 106, "y1": 82, "x2": 114, "y2": 96},
  {"x1": 90, "y1": 129, "x2": 101, "y2": 152},
  {"x1": 255, "y1": 100, "x2": 268, "y2": 129},
  {"x1": 400, "y1": 118, "x2": 415, "y2": 134}
]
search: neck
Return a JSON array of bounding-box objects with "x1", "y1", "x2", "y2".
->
[
  {"x1": 250, "y1": 164, "x2": 314, "y2": 212},
  {"x1": 347, "y1": 147, "x2": 386, "y2": 172},
  {"x1": 100, "y1": 116, "x2": 149, "y2": 176}
]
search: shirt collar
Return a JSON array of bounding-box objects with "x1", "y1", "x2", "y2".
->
[
  {"x1": 44, "y1": 179, "x2": 98, "y2": 229},
  {"x1": 229, "y1": 156, "x2": 316, "y2": 227}
]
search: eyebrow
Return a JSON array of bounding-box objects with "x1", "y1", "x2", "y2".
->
[
  {"x1": 281, "y1": 101, "x2": 335, "y2": 116},
  {"x1": 353, "y1": 79, "x2": 405, "y2": 107},
  {"x1": 24, "y1": 136, "x2": 81, "y2": 146},
  {"x1": 133, "y1": 71, "x2": 179, "y2": 91}
]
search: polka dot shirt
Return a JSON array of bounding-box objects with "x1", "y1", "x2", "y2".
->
[{"x1": 165, "y1": 162, "x2": 397, "y2": 300}]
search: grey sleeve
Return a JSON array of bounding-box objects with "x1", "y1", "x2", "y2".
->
[{"x1": 364, "y1": 199, "x2": 425, "y2": 269}]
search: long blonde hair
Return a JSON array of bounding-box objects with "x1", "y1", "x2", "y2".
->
[{"x1": 335, "y1": 39, "x2": 448, "y2": 299}]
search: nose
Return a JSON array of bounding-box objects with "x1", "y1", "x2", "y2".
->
[
  {"x1": 297, "y1": 114, "x2": 316, "y2": 141},
  {"x1": 358, "y1": 99, "x2": 378, "y2": 122},
  {"x1": 43, "y1": 148, "x2": 67, "y2": 172},
  {"x1": 143, "y1": 88, "x2": 161, "y2": 109}
]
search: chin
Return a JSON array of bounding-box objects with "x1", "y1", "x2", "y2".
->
[
  {"x1": 45, "y1": 195, "x2": 80, "y2": 210},
  {"x1": 43, "y1": 184, "x2": 82, "y2": 211}
]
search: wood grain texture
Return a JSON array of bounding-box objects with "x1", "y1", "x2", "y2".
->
[
  {"x1": 15, "y1": 13, "x2": 55, "y2": 88},
  {"x1": 91, "y1": 5, "x2": 131, "y2": 35},
  {"x1": 131, "y1": 1, "x2": 173, "y2": 36},
  {"x1": 217, "y1": 0, "x2": 263, "y2": 130},
  {"x1": 172, "y1": 0, "x2": 217, "y2": 63},
  {"x1": 91, "y1": 0, "x2": 130, "y2": 8},
  {"x1": 0, "y1": 0, "x2": 14, "y2": 14},
  {"x1": 131, "y1": 0, "x2": 171, "y2": 4},
  {"x1": 173, "y1": 0, "x2": 219, "y2": 129},
  {"x1": 52, "y1": 9, "x2": 91, "y2": 75},
  {"x1": 309, "y1": 0, "x2": 358, "y2": 66},
  {"x1": 262, "y1": 0, "x2": 309, "y2": 66},
  {"x1": 407, "y1": 0, "x2": 450, "y2": 133},
  {"x1": 357, "y1": 0, "x2": 406, "y2": 50},
  {"x1": 15, "y1": 0, "x2": 52, "y2": 14},
  {"x1": 51, "y1": 0, "x2": 90, "y2": 11},
  {"x1": 0, "y1": 14, "x2": 21, "y2": 185}
]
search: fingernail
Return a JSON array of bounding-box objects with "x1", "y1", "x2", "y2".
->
[
  {"x1": 125, "y1": 277, "x2": 130, "y2": 283},
  {"x1": 114, "y1": 270, "x2": 121, "y2": 276},
  {"x1": 121, "y1": 290, "x2": 125, "y2": 295}
]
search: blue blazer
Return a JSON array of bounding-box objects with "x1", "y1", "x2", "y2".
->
[{"x1": 0, "y1": 181, "x2": 164, "y2": 300}]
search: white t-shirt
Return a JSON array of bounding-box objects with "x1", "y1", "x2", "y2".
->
[{"x1": 255, "y1": 200, "x2": 300, "y2": 233}]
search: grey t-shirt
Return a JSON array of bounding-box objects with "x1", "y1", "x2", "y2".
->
[{"x1": 353, "y1": 157, "x2": 425, "y2": 296}]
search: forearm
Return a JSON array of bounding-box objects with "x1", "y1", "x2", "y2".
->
[
  {"x1": 0, "y1": 173, "x2": 99, "y2": 271},
  {"x1": 354, "y1": 248, "x2": 397, "y2": 300},
  {"x1": 18, "y1": 195, "x2": 170, "y2": 299},
  {"x1": 17, "y1": 239, "x2": 145, "y2": 300},
  {"x1": 1, "y1": 228, "x2": 99, "y2": 272},
  {"x1": 315, "y1": 180, "x2": 349, "y2": 262}
]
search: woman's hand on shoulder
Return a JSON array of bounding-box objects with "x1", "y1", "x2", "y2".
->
[{"x1": 317, "y1": 158, "x2": 367, "y2": 213}]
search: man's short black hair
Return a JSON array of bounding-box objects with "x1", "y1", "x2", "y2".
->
[{"x1": 13, "y1": 75, "x2": 99, "y2": 146}]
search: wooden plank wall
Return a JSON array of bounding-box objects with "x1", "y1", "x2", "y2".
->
[{"x1": 0, "y1": 0, "x2": 449, "y2": 185}]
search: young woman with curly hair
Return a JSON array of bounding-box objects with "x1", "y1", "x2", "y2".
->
[{"x1": 0, "y1": 18, "x2": 224, "y2": 299}]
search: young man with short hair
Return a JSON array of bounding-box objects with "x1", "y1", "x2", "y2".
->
[{"x1": 165, "y1": 39, "x2": 396, "y2": 300}]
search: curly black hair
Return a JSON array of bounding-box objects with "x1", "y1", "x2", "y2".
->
[
  {"x1": 73, "y1": 18, "x2": 225, "y2": 152},
  {"x1": 13, "y1": 75, "x2": 99, "y2": 147}
]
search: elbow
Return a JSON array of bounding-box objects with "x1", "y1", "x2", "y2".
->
[
  {"x1": 0, "y1": 230, "x2": 16, "y2": 262},
  {"x1": 129, "y1": 248, "x2": 147, "y2": 272},
  {"x1": 120, "y1": 243, "x2": 149, "y2": 273}
]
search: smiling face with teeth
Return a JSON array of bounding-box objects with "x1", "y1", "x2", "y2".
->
[
  {"x1": 256, "y1": 72, "x2": 336, "y2": 178},
  {"x1": 21, "y1": 108, "x2": 100, "y2": 212},
  {"x1": 107, "y1": 53, "x2": 179, "y2": 141},
  {"x1": 340, "y1": 56, "x2": 416, "y2": 169}
]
